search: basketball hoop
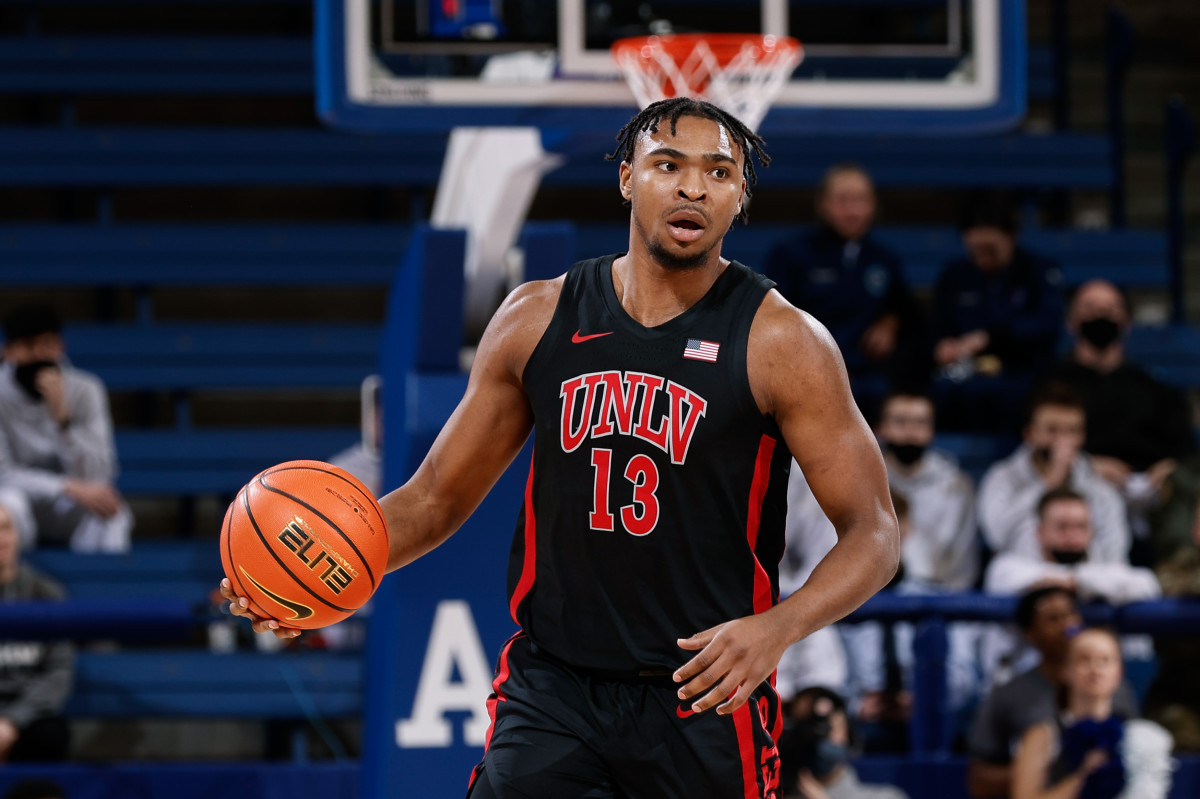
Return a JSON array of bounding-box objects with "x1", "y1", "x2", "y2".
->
[{"x1": 611, "y1": 33, "x2": 803, "y2": 132}]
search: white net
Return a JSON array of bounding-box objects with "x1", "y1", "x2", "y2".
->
[{"x1": 612, "y1": 34, "x2": 803, "y2": 132}]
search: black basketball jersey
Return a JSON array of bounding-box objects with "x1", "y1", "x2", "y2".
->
[{"x1": 507, "y1": 253, "x2": 794, "y2": 673}]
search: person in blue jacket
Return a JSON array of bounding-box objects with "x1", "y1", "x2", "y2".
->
[
  {"x1": 764, "y1": 164, "x2": 924, "y2": 421},
  {"x1": 930, "y1": 194, "x2": 1065, "y2": 432}
]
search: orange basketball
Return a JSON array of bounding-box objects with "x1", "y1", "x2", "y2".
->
[{"x1": 220, "y1": 460, "x2": 389, "y2": 630}]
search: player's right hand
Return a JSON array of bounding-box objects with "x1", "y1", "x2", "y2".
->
[{"x1": 219, "y1": 578, "x2": 301, "y2": 639}]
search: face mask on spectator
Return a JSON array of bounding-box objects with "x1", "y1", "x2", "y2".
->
[
  {"x1": 808, "y1": 740, "x2": 849, "y2": 778},
  {"x1": 886, "y1": 441, "x2": 927, "y2": 466},
  {"x1": 1078, "y1": 317, "x2": 1121, "y2": 349},
  {"x1": 1049, "y1": 548, "x2": 1088, "y2": 565},
  {"x1": 12, "y1": 361, "x2": 56, "y2": 401}
]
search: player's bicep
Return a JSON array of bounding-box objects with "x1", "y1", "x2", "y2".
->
[{"x1": 751, "y1": 299, "x2": 891, "y2": 534}]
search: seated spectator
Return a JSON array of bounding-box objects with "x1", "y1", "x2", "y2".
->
[
  {"x1": 1011, "y1": 628, "x2": 1173, "y2": 799},
  {"x1": 981, "y1": 488, "x2": 1159, "y2": 684},
  {"x1": 876, "y1": 388, "x2": 978, "y2": 590},
  {"x1": 985, "y1": 488, "x2": 1158, "y2": 602},
  {"x1": 763, "y1": 164, "x2": 923, "y2": 420},
  {"x1": 1052, "y1": 280, "x2": 1195, "y2": 538},
  {"x1": 776, "y1": 467, "x2": 849, "y2": 701},
  {"x1": 966, "y1": 586, "x2": 1139, "y2": 799},
  {"x1": 0, "y1": 491, "x2": 74, "y2": 763},
  {"x1": 930, "y1": 193, "x2": 1064, "y2": 432},
  {"x1": 840, "y1": 492, "x2": 981, "y2": 752},
  {"x1": 0, "y1": 304, "x2": 130, "y2": 552},
  {"x1": 978, "y1": 382, "x2": 1129, "y2": 563},
  {"x1": 778, "y1": 687, "x2": 910, "y2": 799},
  {"x1": 1143, "y1": 455, "x2": 1200, "y2": 750}
]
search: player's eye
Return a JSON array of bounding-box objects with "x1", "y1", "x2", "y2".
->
[
  {"x1": 656, "y1": 161, "x2": 676, "y2": 172},
  {"x1": 711, "y1": 167, "x2": 729, "y2": 179}
]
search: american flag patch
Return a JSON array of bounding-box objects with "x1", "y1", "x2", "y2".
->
[{"x1": 683, "y1": 339, "x2": 720, "y2": 363}]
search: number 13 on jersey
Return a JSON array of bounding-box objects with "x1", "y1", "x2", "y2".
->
[{"x1": 589, "y1": 449, "x2": 660, "y2": 536}]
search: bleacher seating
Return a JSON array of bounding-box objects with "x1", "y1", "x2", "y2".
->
[
  {"x1": 114, "y1": 428, "x2": 361, "y2": 495},
  {"x1": 67, "y1": 650, "x2": 363, "y2": 719},
  {"x1": 0, "y1": 223, "x2": 1169, "y2": 295},
  {"x1": 0, "y1": 127, "x2": 1115, "y2": 191}
]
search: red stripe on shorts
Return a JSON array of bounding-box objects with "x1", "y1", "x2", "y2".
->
[
  {"x1": 508, "y1": 453, "x2": 537, "y2": 623},
  {"x1": 733, "y1": 701, "x2": 761, "y2": 799},
  {"x1": 745, "y1": 435, "x2": 777, "y2": 614}
]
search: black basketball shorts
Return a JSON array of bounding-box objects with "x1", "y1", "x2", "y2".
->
[{"x1": 465, "y1": 633, "x2": 783, "y2": 799}]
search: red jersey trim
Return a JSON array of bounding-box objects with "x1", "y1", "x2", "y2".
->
[
  {"x1": 733, "y1": 701, "x2": 761, "y2": 799},
  {"x1": 746, "y1": 435, "x2": 777, "y2": 615},
  {"x1": 509, "y1": 453, "x2": 538, "y2": 623},
  {"x1": 469, "y1": 634, "x2": 521, "y2": 794}
]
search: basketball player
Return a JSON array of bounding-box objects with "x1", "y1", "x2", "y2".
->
[{"x1": 222, "y1": 98, "x2": 899, "y2": 798}]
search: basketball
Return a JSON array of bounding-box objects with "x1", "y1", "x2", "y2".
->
[{"x1": 219, "y1": 460, "x2": 389, "y2": 630}]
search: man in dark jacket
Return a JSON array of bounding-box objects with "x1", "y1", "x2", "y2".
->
[
  {"x1": 931, "y1": 194, "x2": 1064, "y2": 432},
  {"x1": 764, "y1": 164, "x2": 923, "y2": 421}
]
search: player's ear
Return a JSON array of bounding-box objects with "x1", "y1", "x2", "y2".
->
[{"x1": 619, "y1": 161, "x2": 633, "y2": 201}]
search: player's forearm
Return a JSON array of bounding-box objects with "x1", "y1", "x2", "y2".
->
[
  {"x1": 773, "y1": 511, "x2": 899, "y2": 645},
  {"x1": 378, "y1": 481, "x2": 464, "y2": 573}
]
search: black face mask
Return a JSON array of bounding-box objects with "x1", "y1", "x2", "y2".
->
[
  {"x1": 1049, "y1": 548, "x2": 1088, "y2": 565},
  {"x1": 1078, "y1": 317, "x2": 1122, "y2": 350},
  {"x1": 12, "y1": 360, "x2": 56, "y2": 401},
  {"x1": 887, "y1": 441, "x2": 927, "y2": 466}
]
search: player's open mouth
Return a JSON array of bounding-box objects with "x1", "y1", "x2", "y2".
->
[{"x1": 666, "y1": 212, "x2": 707, "y2": 243}]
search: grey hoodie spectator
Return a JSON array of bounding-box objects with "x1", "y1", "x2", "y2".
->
[
  {"x1": 0, "y1": 304, "x2": 130, "y2": 552},
  {"x1": 876, "y1": 388, "x2": 978, "y2": 590}
]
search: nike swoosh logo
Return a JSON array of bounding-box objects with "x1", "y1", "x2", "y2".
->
[
  {"x1": 676, "y1": 705, "x2": 696, "y2": 719},
  {"x1": 571, "y1": 330, "x2": 613, "y2": 343},
  {"x1": 240, "y1": 565, "x2": 314, "y2": 621}
]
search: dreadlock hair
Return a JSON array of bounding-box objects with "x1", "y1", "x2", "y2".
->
[{"x1": 606, "y1": 98, "x2": 770, "y2": 224}]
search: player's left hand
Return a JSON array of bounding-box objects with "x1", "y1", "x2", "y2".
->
[{"x1": 673, "y1": 613, "x2": 791, "y2": 715}]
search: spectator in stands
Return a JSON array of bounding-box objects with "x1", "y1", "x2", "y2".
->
[
  {"x1": 966, "y1": 586, "x2": 1139, "y2": 799},
  {"x1": 1052, "y1": 279, "x2": 1195, "y2": 537},
  {"x1": 978, "y1": 382, "x2": 1129, "y2": 564},
  {"x1": 778, "y1": 687, "x2": 909, "y2": 799},
  {"x1": 775, "y1": 468, "x2": 849, "y2": 702},
  {"x1": 763, "y1": 164, "x2": 924, "y2": 420},
  {"x1": 0, "y1": 490, "x2": 74, "y2": 763},
  {"x1": 985, "y1": 488, "x2": 1158, "y2": 603},
  {"x1": 930, "y1": 193, "x2": 1064, "y2": 432},
  {"x1": 876, "y1": 387, "x2": 978, "y2": 590},
  {"x1": 1010, "y1": 627, "x2": 1173, "y2": 799},
  {"x1": 1142, "y1": 455, "x2": 1200, "y2": 750},
  {"x1": 841, "y1": 491, "x2": 980, "y2": 752},
  {"x1": 0, "y1": 304, "x2": 130, "y2": 552}
]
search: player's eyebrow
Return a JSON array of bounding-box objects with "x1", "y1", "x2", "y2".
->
[{"x1": 644, "y1": 147, "x2": 739, "y2": 167}]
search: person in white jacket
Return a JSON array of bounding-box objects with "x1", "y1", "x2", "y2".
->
[
  {"x1": 985, "y1": 487, "x2": 1159, "y2": 602},
  {"x1": 978, "y1": 381, "x2": 1129, "y2": 564},
  {"x1": 981, "y1": 487, "x2": 1159, "y2": 682},
  {"x1": 877, "y1": 388, "x2": 979, "y2": 590}
]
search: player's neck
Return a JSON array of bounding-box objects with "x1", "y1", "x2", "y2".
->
[{"x1": 612, "y1": 250, "x2": 727, "y2": 329}]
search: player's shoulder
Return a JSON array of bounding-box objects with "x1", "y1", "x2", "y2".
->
[
  {"x1": 479, "y1": 275, "x2": 566, "y2": 378},
  {"x1": 749, "y1": 288, "x2": 841, "y2": 361}
]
